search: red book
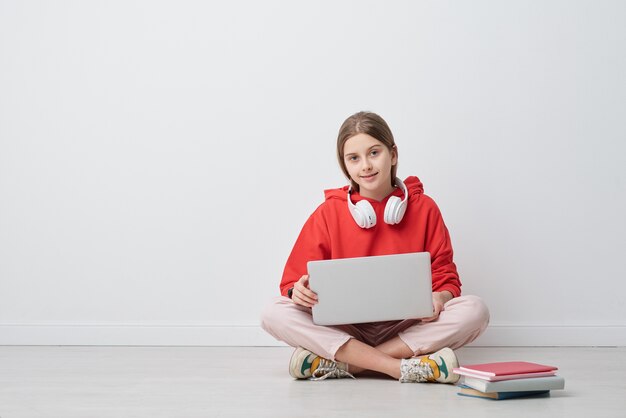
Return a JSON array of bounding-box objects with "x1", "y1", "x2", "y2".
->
[{"x1": 454, "y1": 362, "x2": 558, "y2": 379}]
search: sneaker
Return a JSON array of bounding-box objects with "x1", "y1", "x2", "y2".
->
[
  {"x1": 289, "y1": 347, "x2": 354, "y2": 381},
  {"x1": 399, "y1": 347, "x2": 459, "y2": 384}
]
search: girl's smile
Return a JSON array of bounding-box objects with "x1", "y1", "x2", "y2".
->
[{"x1": 360, "y1": 172, "x2": 379, "y2": 180}]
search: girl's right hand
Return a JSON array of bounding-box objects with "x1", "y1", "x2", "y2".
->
[{"x1": 291, "y1": 275, "x2": 318, "y2": 308}]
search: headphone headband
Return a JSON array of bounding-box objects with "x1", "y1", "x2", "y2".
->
[{"x1": 393, "y1": 177, "x2": 409, "y2": 207}]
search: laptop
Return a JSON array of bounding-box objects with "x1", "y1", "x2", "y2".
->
[{"x1": 307, "y1": 252, "x2": 433, "y2": 325}]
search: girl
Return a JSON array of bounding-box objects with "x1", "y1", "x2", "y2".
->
[{"x1": 261, "y1": 111, "x2": 489, "y2": 383}]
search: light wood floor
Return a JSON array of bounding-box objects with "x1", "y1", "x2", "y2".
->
[{"x1": 0, "y1": 346, "x2": 625, "y2": 417}]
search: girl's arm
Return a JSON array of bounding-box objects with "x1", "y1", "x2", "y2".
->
[
  {"x1": 280, "y1": 206, "x2": 331, "y2": 297},
  {"x1": 423, "y1": 196, "x2": 462, "y2": 298}
]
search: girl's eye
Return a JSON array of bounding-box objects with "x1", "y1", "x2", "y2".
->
[
  {"x1": 348, "y1": 156, "x2": 358, "y2": 162},
  {"x1": 370, "y1": 150, "x2": 379, "y2": 156}
]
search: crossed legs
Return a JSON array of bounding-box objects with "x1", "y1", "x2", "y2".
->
[
  {"x1": 335, "y1": 336, "x2": 413, "y2": 379},
  {"x1": 260, "y1": 294, "x2": 490, "y2": 379}
]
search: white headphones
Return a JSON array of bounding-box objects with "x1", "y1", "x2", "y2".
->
[{"x1": 347, "y1": 177, "x2": 409, "y2": 229}]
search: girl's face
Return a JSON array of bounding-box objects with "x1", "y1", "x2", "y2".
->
[{"x1": 343, "y1": 133, "x2": 397, "y2": 201}]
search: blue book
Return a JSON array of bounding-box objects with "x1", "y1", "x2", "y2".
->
[{"x1": 457, "y1": 385, "x2": 550, "y2": 400}]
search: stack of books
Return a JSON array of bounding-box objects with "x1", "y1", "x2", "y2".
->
[{"x1": 452, "y1": 361, "x2": 565, "y2": 400}]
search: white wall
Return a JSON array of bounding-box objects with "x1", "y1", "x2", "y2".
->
[{"x1": 1, "y1": 0, "x2": 624, "y2": 346}]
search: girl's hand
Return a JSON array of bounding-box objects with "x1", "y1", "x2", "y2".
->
[
  {"x1": 420, "y1": 291, "x2": 453, "y2": 323},
  {"x1": 291, "y1": 275, "x2": 318, "y2": 308}
]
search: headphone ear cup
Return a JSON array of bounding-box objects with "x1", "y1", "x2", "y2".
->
[
  {"x1": 384, "y1": 196, "x2": 401, "y2": 224},
  {"x1": 384, "y1": 177, "x2": 409, "y2": 225},
  {"x1": 395, "y1": 199, "x2": 407, "y2": 224},
  {"x1": 349, "y1": 202, "x2": 367, "y2": 228},
  {"x1": 384, "y1": 196, "x2": 408, "y2": 225},
  {"x1": 354, "y1": 200, "x2": 376, "y2": 228}
]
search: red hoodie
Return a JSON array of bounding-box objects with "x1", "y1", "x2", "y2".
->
[{"x1": 280, "y1": 176, "x2": 462, "y2": 298}]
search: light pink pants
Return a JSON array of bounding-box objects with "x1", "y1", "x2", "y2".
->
[{"x1": 260, "y1": 295, "x2": 489, "y2": 360}]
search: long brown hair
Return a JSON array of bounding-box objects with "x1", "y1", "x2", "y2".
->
[{"x1": 336, "y1": 111, "x2": 397, "y2": 191}]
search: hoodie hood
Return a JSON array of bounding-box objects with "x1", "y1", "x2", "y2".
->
[{"x1": 324, "y1": 176, "x2": 424, "y2": 202}]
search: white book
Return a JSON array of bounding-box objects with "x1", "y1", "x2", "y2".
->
[{"x1": 460, "y1": 375, "x2": 565, "y2": 393}]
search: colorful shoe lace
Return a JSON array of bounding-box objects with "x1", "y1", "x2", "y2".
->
[
  {"x1": 289, "y1": 347, "x2": 354, "y2": 381},
  {"x1": 399, "y1": 347, "x2": 459, "y2": 384}
]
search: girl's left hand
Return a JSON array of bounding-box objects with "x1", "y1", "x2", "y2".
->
[{"x1": 420, "y1": 291, "x2": 453, "y2": 323}]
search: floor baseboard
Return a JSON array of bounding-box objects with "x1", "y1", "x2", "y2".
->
[{"x1": 0, "y1": 323, "x2": 623, "y2": 346}]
